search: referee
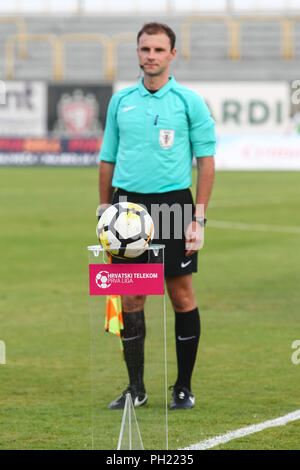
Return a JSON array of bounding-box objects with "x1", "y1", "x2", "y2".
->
[{"x1": 98, "y1": 22, "x2": 216, "y2": 410}]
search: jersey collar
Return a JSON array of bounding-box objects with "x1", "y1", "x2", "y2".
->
[{"x1": 138, "y1": 76, "x2": 175, "y2": 98}]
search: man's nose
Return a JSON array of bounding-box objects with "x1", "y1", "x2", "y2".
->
[{"x1": 148, "y1": 49, "x2": 156, "y2": 59}]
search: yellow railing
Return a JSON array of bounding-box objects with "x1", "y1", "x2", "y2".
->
[
  {"x1": 286, "y1": 15, "x2": 300, "y2": 59},
  {"x1": 3, "y1": 15, "x2": 300, "y2": 81},
  {"x1": 182, "y1": 14, "x2": 297, "y2": 61},
  {"x1": 111, "y1": 33, "x2": 137, "y2": 79},
  {"x1": 237, "y1": 15, "x2": 294, "y2": 60},
  {"x1": 181, "y1": 15, "x2": 241, "y2": 61},
  {"x1": 4, "y1": 31, "x2": 137, "y2": 81},
  {"x1": 0, "y1": 16, "x2": 27, "y2": 58},
  {"x1": 59, "y1": 33, "x2": 113, "y2": 80},
  {"x1": 5, "y1": 34, "x2": 61, "y2": 80},
  {"x1": 48, "y1": 32, "x2": 136, "y2": 80}
]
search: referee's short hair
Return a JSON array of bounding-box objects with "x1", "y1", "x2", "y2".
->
[{"x1": 137, "y1": 22, "x2": 176, "y2": 51}]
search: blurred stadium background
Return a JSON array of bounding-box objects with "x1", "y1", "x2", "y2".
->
[
  {"x1": 1, "y1": 0, "x2": 300, "y2": 451},
  {"x1": 0, "y1": 0, "x2": 300, "y2": 164}
]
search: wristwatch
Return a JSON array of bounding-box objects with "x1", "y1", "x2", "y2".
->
[{"x1": 192, "y1": 216, "x2": 207, "y2": 227}]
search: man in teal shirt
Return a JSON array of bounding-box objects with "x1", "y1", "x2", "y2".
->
[{"x1": 98, "y1": 22, "x2": 216, "y2": 410}]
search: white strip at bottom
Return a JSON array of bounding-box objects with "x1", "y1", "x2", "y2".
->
[{"x1": 183, "y1": 409, "x2": 300, "y2": 450}]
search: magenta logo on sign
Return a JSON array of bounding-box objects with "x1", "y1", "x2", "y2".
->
[{"x1": 89, "y1": 264, "x2": 164, "y2": 295}]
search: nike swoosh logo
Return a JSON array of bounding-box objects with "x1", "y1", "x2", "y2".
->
[
  {"x1": 122, "y1": 335, "x2": 140, "y2": 342},
  {"x1": 134, "y1": 394, "x2": 147, "y2": 407},
  {"x1": 181, "y1": 260, "x2": 192, "y2": 268},
  {"x1": 189, "y1": 396, "x2": 195, "y2": 405},
  {"x1": 123, "y1": 106, "x2": 136, "y2": 112},
  {"x1": 178, "y1": 335, "x2": 196, "y2": 341}
]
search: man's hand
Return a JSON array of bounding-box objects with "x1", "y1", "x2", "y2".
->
[
  {"x1": 96, "y1": 203, "x2": 112, "y2": 221},
  {"x1": 185, "y1": 220, "x2": 204, "y2": 256}
]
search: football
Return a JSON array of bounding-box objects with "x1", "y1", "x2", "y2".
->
[
  {"x1": 96, "y1": 202, "x2": 154, "y2": 259},
  {"x1": 95, "y1": 271, "x2": 111, "y2": 289}
]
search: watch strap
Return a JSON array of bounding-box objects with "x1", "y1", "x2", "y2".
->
[{"x1": 192, "y1": 216, "x2": 207, "y2": 227}]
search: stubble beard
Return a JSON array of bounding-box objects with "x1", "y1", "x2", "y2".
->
[{"x1": 143, "y1": 64, "x2": 166, "y2": 78}]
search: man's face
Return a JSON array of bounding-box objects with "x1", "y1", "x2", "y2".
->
[{"x1": 137, "y1": 32, "x2": 176, "y2": 77}]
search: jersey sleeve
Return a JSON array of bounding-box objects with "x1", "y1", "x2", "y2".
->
[
  {"x1": 188, "y1": 94, "x2": 216, "y2": 158},
  {"x1": 98, "y1": 93, "x2": 120, "y2": 163}
]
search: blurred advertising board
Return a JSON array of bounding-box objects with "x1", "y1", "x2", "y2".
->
[
  {"x1": 2, "y1": 134, "x2": 300, "y2": 169},
  {"x1": 47, "y1": 83, "x2": 112, "y2": 138},
  {"x1": 0, "y1": 137, "x2": 101, "y2": 166},
  {"x1": 0, "y1": 81, "x2": 47, "y2": 136},
  {"x1": 215, "y1": 135, "x2": 300, "y2": 170},
  {"x1": 185, "y1": 81, "x2": 291, "y2": 136}
]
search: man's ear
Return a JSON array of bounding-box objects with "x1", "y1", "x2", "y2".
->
[{"x1": 170, "y1": 47, "x2": 177, "y2": 61}]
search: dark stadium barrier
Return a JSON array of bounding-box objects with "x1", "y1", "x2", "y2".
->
[
  {"x1": 0, "y1": 137, "x2": 102, "y2": 166},
  {"x1": 47, "y1": 83, "x2": 112, "y2": 138}
]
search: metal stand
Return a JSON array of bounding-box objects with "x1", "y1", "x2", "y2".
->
[{"x1": 117, "y1": 393, "x2": 144, "y2": 450}]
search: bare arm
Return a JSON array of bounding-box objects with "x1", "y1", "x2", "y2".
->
[
  {"x1": 185, "y1": 156, "x2": 215, "y2": 256},
  {"x1": 99, "y1": 160, "x2": 115, "y2": 207},
  {"x1": 194, "y1": 156, "x2": 215, "y2": 216}
]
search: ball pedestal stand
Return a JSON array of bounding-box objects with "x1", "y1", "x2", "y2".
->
[{"x1": 87, "y1": 245, "x2": 168, "y2": 450}]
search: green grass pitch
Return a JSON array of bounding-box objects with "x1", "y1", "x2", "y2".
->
[{"x1": 0, "y1": 167, "x2": 299, "y2": 450}]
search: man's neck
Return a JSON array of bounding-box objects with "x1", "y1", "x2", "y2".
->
[{"x1": 143, "y1": 74, "x2": 170, "y2": 91}]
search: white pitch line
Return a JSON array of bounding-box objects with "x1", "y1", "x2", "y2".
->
[
  {"x1": 210, "y1": 198, "x2": 282, "y2": 208},
  {"x1": 209, "y1": 220, "x2": 300, "y2": 234},
  {"x1": 183, "y1": 409, "x2": 300, "y2": 450}
]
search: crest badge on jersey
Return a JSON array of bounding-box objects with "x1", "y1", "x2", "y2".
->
[{"x1": 159, "y1": 129, "x2": 175, "y2": 149}]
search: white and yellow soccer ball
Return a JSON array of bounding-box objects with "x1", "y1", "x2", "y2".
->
[{"x1": 96, "y1": 202, "x2": 154, "y2": 259}]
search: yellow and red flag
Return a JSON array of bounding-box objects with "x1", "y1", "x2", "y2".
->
[
  {"x1": 105, "y1": 294, "x2": 124, "y2": 353},
  {"x1": 104, "y1": 254, "x2": 124, "y2": 353}
]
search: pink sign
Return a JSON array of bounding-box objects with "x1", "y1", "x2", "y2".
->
[{"x1": 89, "y1": 263, "x2": 164, "y2": 295}]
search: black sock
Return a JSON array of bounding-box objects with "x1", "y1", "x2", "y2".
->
[
  {"x1": 174, "y1": 307, "x2": 201, "y2": 392},
  {"x1": 121, "y1": 310, "x2": 146, "y2": 391}
]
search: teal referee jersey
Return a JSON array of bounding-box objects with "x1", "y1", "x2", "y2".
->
[{"x1": 99, "y1": 76, "x2": 216, "y2": 194}]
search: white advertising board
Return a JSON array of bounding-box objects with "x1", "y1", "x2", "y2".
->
[
  {"x1": 185, "y1": 81, "x2": 291, "y2": 136},
  {"x1": 0, "y1": 81, "x2": 47, "y2": 137},
  {"x1": 215, "y1": 135, "x2": 300, "y2": 170}
]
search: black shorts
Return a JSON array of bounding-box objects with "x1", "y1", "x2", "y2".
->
[{"x1": 111, "y1": 188, "x2": 198, "y2": 278}]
